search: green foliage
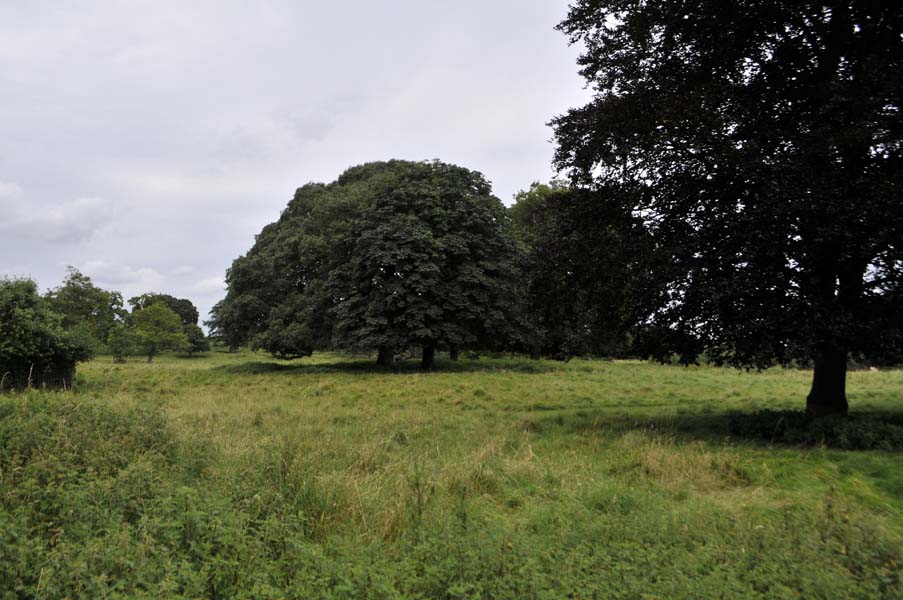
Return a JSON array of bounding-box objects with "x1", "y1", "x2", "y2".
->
[
  {"x1": 328, "y1": 161, "x2": 523, "y2": 364},
  {"x1": 511, "y1": 182, "x2": 650, "y2": 359},
  {"x1": 106, "y1": 322, "x2": 140, "y2": 363},
  {"x1": 0, "y1": 278, "x2": 91, "y2": 389},
  {"x1": 131, "y1": 302, "x2": 189, "y2": 362},
  {"x1": 205, "y1": 299, "x2": 244, "y2": 351},
  {"x1": 129, "y1": 292, "x2": 200, "y2": 326},
  {"x1": 217, "y1": 160, "x2": 524, "y2": 365},
  {"x1": 44, "y1": 267, "x2": 127, "y2": 353},
  {"x1": 553, "y1": 2, "x2": 903, "y2": 410},
  {"x1": 184, "y1": 323, "x2": 210, "y2": 356}
]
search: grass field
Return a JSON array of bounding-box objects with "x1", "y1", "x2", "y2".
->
[{"x1": 2, "y1": 351, "x2": 902, "y2": 599}]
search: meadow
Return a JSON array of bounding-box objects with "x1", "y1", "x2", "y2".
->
[{"x1": 1, "y1": 351, "x2": 902, "y2": 599}]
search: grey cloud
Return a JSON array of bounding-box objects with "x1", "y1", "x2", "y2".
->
[
  {"x1": 0, "y1": 187, "x2": 112, "y2": 244},
  {"x1": 192, "y1": 276, "x2": 226, "y2": 295},
  {"x1": 81, "y1": 260, "x2": 164, "y2": 288},
  {"x1": 172, "y1": 266, "x2": 195, "y2": 277},
  {"x1": 0, "y1": 181, "x2": 23, "y2": 199},
  {"x1": 0, "y1": 1, "x2": 589, "y2": 323}
]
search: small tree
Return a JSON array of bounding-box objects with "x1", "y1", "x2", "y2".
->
[
  {"x1": 132, "y1": 303, "x2": 189, "y2": 363},
  {"x1": 184, "y1": 324, "x2": 210, "y2": 357},
  {"x1": 106, "y1": 322, "x2": 139, "y2": 363},
  {"x1": 1, "y1": 278, "x2": 91, "y2": 389}
]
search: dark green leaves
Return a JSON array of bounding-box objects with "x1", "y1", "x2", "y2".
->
[
  {"x1": 0, "y1": 278, "x2": 91, "y2": 389},
  {"x1": 216, "y1": 160, "x2": 523, "y2": 361},
  {"x1": 553, "y1": 1, "x2": 903, "y2": 370}
]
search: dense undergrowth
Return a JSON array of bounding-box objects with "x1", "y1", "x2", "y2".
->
[{"x1": 1, "y1": 352, "x2": 901, "y2": 598}]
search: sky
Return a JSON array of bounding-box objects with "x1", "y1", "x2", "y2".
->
[{"x1": 0, "y1": 1, "x2": 589, "y2": 324}]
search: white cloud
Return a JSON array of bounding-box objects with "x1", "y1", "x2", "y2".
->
[
  {"x1": 81, "y1": 260, "x2": 164, "y2": 289},
  {"x1": 192, "y1": 276, "x2": 226, "y2": 294},
  {"x1": 0, "y1": 180, "x2": 24, "y2": 199},
  {"x1": 172, "y1": 265, "x2": 195, "y2": 276},
  {"x1": 0, "y1": 0, "x2": 589, "y2": 325},
  {"x1": 0, "y1": 189, "x2": 112, "y2": 244}
]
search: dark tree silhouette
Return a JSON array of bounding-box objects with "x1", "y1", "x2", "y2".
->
[
  {"x1": 511, "y1": 182, "x2": 649, "y2": 359},
  {"x1": 553, "y1": 2, "x2": 903, "y2": 415}
]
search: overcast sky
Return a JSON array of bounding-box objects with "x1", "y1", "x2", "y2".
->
[{"x1": 0, "y1": 1, "x2": 588, "y2": 323}]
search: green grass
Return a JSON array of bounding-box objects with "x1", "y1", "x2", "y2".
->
[{"x1": 2, "y1": 351, "x2": 902, "y2": 598}]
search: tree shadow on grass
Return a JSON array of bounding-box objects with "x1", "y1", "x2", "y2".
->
[
  {"x1": 557, "y1": 409, "x2": 903, "y2": 451},
  {"x1": 214, "y1": 357, "x2": 563, "y2": 376}
]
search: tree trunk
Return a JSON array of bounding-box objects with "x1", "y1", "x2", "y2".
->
[
  {"x1": 806, "y1": 342, "x2": 848, "y2": 417},
  {"x1": 147, "y1": 353, "x2": 154, "y2": 364},
  {"x1": 377, "y1": 346, "x2": 395, "y2": 367},
  {"x1": 530, "y1": 342, "x2": 541, "y2": 361},
  {"x1": 421, "y1": 344, "x2": 435, "y2": 370},
  {"x1": 449, "y1": 345, "x2": 459, "y2": 361}
]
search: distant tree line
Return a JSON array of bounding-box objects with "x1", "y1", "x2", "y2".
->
[
  {"x1": 209, "y1": 160, "x2": 657, "y2": 368},
  {"x1": 0, "y1": 268, "x2": 210, "y2": 388}
]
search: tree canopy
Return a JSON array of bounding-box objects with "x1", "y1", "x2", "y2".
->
[
  {"x1": 184, "y1": 323, "x2": 210, "y2": 357},
  {"x1": 129, "y1": 293, "x2": 200, "y2": 326},
  {"x1": 552, "y1": 1, "x2": 903, "y2": 415},
  {"x1": 132, "y1": 302, "x2": 189, "y2": 363},
  {"x1": 215, "y1": 160, "x2": 523, "y2": 367},
  {"x1": 1, "y1": 278, "x2": 92, "y2": 389},
  {"x1": 45, "y1": 267, "x2": 126, "y2": 352},
  {"x1": 511, "y1": 182, "x2": 650, "y2": 359}
]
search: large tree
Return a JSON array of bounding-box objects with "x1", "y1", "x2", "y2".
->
[
  {"x1": 217, "y1": 160, "x2": 523, "y2": 368},
  {"x1": 328, "y1": 161, "x2": 522, "y2": 368},
  {"x1": 553, "y1": 2, "x2": 903, "y2": 415},
  {"x1": 213, "y1": 180, "x2": 346, "y2": 360}
]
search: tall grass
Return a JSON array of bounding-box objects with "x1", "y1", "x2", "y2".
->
[{"x1": 1, "y1": 351, "x2": 901, "y2": 598}]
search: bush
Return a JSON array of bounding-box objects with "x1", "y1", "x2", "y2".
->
[{"x1": 0, "y1": 278, "x2": 91, "y2": 390}]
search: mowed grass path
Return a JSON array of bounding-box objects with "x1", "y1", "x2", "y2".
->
[{"x1": 2, "y1": 351, "x2": 902, "y2": 598}]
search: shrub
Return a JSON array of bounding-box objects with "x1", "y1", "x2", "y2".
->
[{"x1": 0, "y1": 278, "x2": 91, "y2": 390}]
